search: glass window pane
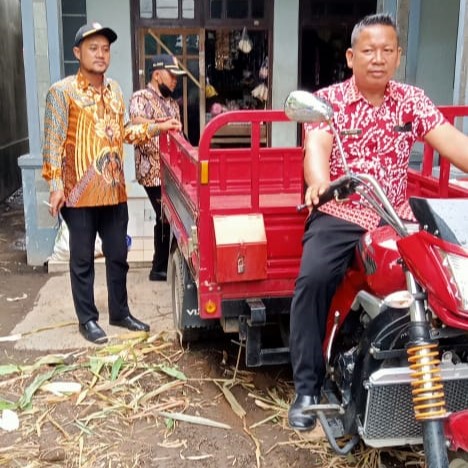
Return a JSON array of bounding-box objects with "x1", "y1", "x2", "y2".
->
[
  {"x1": 186, "y1": 34, "x2": 199, "y2": 54},
  {"x1": 62, "y1": 16, "x2": 87, "y2": 61},
  {"x1": 227, "y1": 0, "x2": 248, "y2": 19},
  {"x1": 139, "y1": 0, "x2": 153, "y2": 18},
  {"x1": 156, "y1": 0, "x2": 178, "y2": 19},
  {"x1": 145, "y1": 34, "x2": 157, "y2": 55},
  {"x1": 311, "y1": 2, "x2": 326, "y2": 16},
  {"x1": 252, "y1": 0, "x2": 264, "y2": 19},
  {"x1": 145, "y1": 57, "x2": 153, "y2": 81},
  {"x1": 61, "y1": 0, "x2": 86, "y2": 15},
  {"x1": 329, "y1": 2, "x2": 353, "y2": 16},
  {"x1": 182, "y1": 0, "x2": 194, "y2": 19},
  {"x1": 210, "y1": 0, "x2": 222, "y2": 18},
  {"x1": 64, "y1": 62, "x2": 79, "y2": 76},
  {"x1": 186, "y1": 58, "x2": 200, "y2": 146},
  {"x1": 160, "y1": 34, "x2": 182, "y2": 54}
]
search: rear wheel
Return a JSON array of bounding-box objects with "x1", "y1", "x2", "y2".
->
[{"x1": 170, "y1": 247, "x2": 201, "y2": 342}]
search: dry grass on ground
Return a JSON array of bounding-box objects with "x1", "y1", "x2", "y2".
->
[{"x1": 0, "y1": 329, "x2": 425, "y2": 467}]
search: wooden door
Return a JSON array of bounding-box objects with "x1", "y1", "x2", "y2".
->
[{"x1": 138, "y1": 28, "x2": 205, "y2": 146}]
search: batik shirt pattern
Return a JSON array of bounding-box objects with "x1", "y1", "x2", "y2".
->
[
  {"x1": 42, "y1": 71, "x2": 154, "y2": 207},
  {"x1": 304, "y1": 77, "x2": 446, "y2": 230},
  {"x1": 129, "y1": 83, "x2": 181, "y2": 187}
]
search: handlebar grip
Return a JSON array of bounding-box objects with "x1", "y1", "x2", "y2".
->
[{"x1": 296, "y1": 176, "x2": 356, "y2": 212}]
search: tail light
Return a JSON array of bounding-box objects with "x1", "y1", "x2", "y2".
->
[{"x1": 435, "y1": 247, "x2": 468, "y2": 311}]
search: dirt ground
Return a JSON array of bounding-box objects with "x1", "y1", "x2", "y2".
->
[{"x1": 0, "y1": 191, "x2": 464, "y2": 468}]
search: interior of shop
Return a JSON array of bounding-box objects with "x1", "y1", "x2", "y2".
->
[{"x1": 204, "y1": 28, "x2": 269, "y2": 118}]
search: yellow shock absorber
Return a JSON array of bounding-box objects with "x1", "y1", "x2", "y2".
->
[{"x1": 407, "y1": 343, "x2": 447, "y2": 421}]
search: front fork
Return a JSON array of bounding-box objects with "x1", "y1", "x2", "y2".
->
[{"x1": 406, "y1": 273, "x2": 449, "y2": 468}]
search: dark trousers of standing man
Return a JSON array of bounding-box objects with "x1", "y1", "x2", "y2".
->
[
  {"x1": 144, "y1": 186, "x2": 170, "y2": 274},
  {"x1": 61, "y1": 203, "x2": 130, "y2": 325},
  {"x1": 289, "y1": 212, "x2": 366, "y2": 397}
]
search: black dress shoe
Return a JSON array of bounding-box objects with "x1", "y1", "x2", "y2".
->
[
  {"x1": 79, "y1": 320, "x2": 108, "y2": 344},
  {"x1": 288, "y1": 394, "x2": 319, "y2": 431},
  {"x1": 149, "y1": 270, "x2": 167, "y2": 282},
  {"x1": 109, "y1": 314, "x2": 150, "y2": 332}
]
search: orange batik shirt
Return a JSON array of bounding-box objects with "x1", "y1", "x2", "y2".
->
[{"x1": 42, "y1": 71, "x2": 153, "y2": 207}]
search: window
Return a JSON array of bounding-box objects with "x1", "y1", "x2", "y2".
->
[
  {"x1": 139, "y1": 0, "x2": 195, "y2": 20},
  {"x1": 61, "y1": 0, "x2": 87, "y2": 76},
  {"x1": 208, "y1": 0, "x2": 266, "y2": 21}
]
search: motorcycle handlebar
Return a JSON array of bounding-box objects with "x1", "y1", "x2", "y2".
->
[{"x1": 297, "y1": 176, "x2": 357, "y2": 212}]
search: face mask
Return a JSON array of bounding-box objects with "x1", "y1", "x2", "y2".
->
[{"x1": 159, "y1": 82, "x2": 173, "y2": 98}]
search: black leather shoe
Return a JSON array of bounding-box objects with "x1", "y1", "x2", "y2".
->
[
  {"x1": 109, "y1": 314, "x2": 150, "y2": 332},
  {"x1": 288, "y1": 394, "x2": 319, "y2": 431},
  {"x1": 149, "y1": 270, "x2": 167, "y2": 282},
  {"x1": 79, "y1": 320, "x2": 108, "y2": 344}
]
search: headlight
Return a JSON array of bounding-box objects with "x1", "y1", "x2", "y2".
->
[{"x1": 436, "y1": 248, "x2": 468, "y2": 310}]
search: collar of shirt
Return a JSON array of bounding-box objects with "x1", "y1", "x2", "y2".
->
[
  {"x1": 344, "y1": 76, "x2": 405, "y2": 106},
  {"x1": 76, "y1": 70, "x2": 112, "y2": 96}
]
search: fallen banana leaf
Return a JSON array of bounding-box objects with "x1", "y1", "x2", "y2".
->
[
  {"x1": 18, "y1": 368, "x2": 57, "y2": 410},
  {"x1": 215, "y1": 382, "x2": 246, "y2": 419},
  {"x1": 157, "y1": 411, "x2": 231, "y2": 429}
]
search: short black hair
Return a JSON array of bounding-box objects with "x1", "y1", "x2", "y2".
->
[{"x1": 350, "y1": 13, "x2": 399, "y2": 47}]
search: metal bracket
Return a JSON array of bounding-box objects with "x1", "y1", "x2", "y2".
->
[{"x1": 246, "y1": 298, "x2": 266, "y2": 325}]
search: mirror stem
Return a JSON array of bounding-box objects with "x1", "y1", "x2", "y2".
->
[{"x1": 328, "y1": 119, "x2": 350, "y2": 175}]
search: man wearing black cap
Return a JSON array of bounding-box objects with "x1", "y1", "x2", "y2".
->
[
  {"x1": 129, "y1": 54, "x2": 186, "y2": 282},
  {"x1": 42, "y1": 24, "x2": 181, "y2": 344}
]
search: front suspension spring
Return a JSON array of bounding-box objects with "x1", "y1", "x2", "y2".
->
[{"x1": 407, "y1": 343, "x2": 447, "y2": 421}]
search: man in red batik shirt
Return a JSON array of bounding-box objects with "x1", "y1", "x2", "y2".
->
[{"x1": 288, "y1": 13, "x2": 468, "y2": 431}]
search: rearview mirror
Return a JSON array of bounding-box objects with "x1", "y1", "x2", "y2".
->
[{"x1": 284, "y1": 90, "x2": 334, "y2": 123}]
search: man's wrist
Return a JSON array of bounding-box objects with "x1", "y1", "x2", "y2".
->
[
  {"x1": 149, "y1": 123, "x2": 160, "y2": 137},
  {"x1": 50, "y1": 179, "x2": 64, "y2": 192}
]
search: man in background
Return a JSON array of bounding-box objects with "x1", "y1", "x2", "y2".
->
[{"x1": 129, "y1": 54, "x2": 185, "y2": 282}]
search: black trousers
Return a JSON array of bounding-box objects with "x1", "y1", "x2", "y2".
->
[
  {"x1": 144, "y1": 186, "x2": 170, "y2": 273},
  {"x1": 61, "y1": 203, "x2": 130, "y2": 325},
  {"x1": 289, "y1": 212, "x2": 366, "y2": 396}
]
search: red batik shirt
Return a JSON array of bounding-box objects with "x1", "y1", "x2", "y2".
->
[{"x1": 304, "y1": 77, "x2": 446, "y2": 231}]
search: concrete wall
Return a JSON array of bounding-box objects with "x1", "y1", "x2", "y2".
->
[
  {"x1": 0, "y1": 0, "x2": 29, "y2": 201},
  {"x1": 378, "y1": 0, "x2": 459, "y2": 105},
  {"x1": 414, "y1": 0, "x2": 459, "y2": 105},
  {"x1": 271, "y1": 0, "x2": 300, "y2": 147}
]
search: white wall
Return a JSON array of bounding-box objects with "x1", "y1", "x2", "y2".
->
[
  {"x1": 271, "y1": 0, "x2": 300, "y2": 147},
  {"x1": 414, "y1": 0, "x2": 459, "y2": 104}
]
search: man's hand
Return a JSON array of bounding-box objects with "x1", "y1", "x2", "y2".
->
[
  {"x1": 305, "y1": 181, "x2": 330, "y2": 208},
  {"x1": 49, "y1": 190, "x2": 65, "y2": 217},
  {"x1": 158, "y1": 118, "x2": 182, "y2": 133}
]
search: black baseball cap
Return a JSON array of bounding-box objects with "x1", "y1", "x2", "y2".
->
[
  {"x1": 151, "y1": 54, "x2": 187, "y2": 76},
  {"x1": 74, "y1": 22, "x2": 117, "y2": 47}
]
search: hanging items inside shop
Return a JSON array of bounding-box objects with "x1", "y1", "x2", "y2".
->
[
  {"x1": 215, "y1": 30, "x2": 235, "y2": 70},
  {"x1": 206, "y1": 77, "x2": 218, "y2": 98},
  {"x1": 206, "y1": 28, "x2": 268, "y2": 118},
  {"x1": 251, "y1": 56, "x2": 268, "y2": 103},
  {"x1": 259, "y1": 56, "x2": 268, "y2": 80},
  {"x1": 238, "y1": 27, "x2": 253, "y2": 54}
]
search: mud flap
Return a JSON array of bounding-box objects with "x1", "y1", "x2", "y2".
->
[{"x1": 171, "y1": 247, "x2": 216, "y2": 341}]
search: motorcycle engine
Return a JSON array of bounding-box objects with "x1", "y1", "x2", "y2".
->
[{"x1": 334, "y1": 345, "x2": 358, "y2": 406}]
